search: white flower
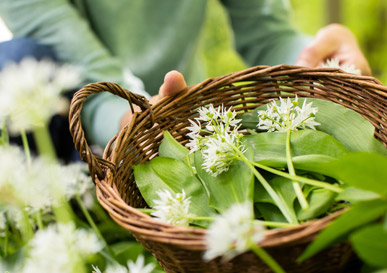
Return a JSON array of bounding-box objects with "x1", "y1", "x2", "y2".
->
[
  {"x1": 59, "y1": 162, "x2": 94, "y2": 200},
  {"x1": 201, "y1": 133, "x2": 241, "y2": 176},
  {"x1": 0, "y1": 57, "x2": 82, "y2": 133},
  {"x1": 257, "y1": 96, "x2": 320, "y2": 132},
  {"x1": 128, "y1": 255, "x2": 155, "y2": 273},
  {"x1": 204, "y1": 202, "x2": 266, "y2": 261},
  {"x1": 186, "y1": 104, "x2": 245, "y2": 176},
  {"x1": 92, "y1": 265, "x2": 103, "y2": 273},
  {"x1": 22, "y1": 223, "x2": 102, "y2": 273},
  {"x1": 91, "y1": 255, "x2": 155, "y2": 273},
  {"x1": 322, "y1": 58, "x2": 361, "y2": 75},
  {"x1": 92, "y1": 264, "x2": 128, "y2": 273},
  {"x1": 151, "y1": 190, "x2": 191, "y2": 227}
]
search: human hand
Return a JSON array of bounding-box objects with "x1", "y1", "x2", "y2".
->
[
  {"x1": 296, "y1": 24, "x2": 371, "y2": 76},
  {"x1": 120, "y1": 70, "x2": 187, "y2": 129}
]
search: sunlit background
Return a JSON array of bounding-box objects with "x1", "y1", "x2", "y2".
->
[{"x1": 1, "y1": 0, "x2": 386, "y2": 83}]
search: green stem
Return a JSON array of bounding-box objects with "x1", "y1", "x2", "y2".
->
[
  {"x1": 20, "y1": 209, "x2": 34, "y2": 243},
  {"x1": 250, "y1": 244, "x2": 285, "y2": 273},
  {"x1": 187, "y1": 216, "x2": 213, "y2": 221},
  {"x1": 286, "y1": 129, "x2": 309, "y2": 210},
  {"x1": 75, "y1": 194, "x2": 116, "y2": 260},
  {"x1": 234, "y1": 148, "x2": 298, "y2": 224},
  {"x1": 249, "y1": 161, "x2": 342, "y2": 193},
  {"x1": 35, "y1": 211, "x2": 44, "y2": 230},
  {"x1": 32, "y1": 125, "x2": 57, "y2": 161},
  {"x1": 20, "y1": 129, "x2": 31, "y2": 167},
  {"x1": 137, "y1": 208, "x2": 155, "y2": 214},
  {"x1": 254, "y1": 220, "x2": 297, "y2": 228},
  {"x1": 4, "y1": 216, "x2": 9, "y2": 256},
  {"x1": 1, "y1": 120, "x2": 9, "y2": 146}
]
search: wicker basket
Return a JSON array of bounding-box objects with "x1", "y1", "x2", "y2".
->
[{"x1": 69, "y1": 65, "x2": 387, "y2": 273}]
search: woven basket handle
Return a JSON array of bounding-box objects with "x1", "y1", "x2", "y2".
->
[{"x1": 68, "y1": 82, "x2": 152, "y2": 180}]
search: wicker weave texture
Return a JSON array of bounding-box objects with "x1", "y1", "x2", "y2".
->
[{"x1": 69, "y1": 65, "x2": 387, "y2": 273}]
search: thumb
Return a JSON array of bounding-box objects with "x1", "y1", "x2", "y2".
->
[{"x1": 159, "y1": 70, "x2": 187, "y2": 98}]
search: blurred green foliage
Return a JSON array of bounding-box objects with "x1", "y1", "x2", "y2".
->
[{"x1": 201, "y1": 0, "x2": 387, "y2": 84}]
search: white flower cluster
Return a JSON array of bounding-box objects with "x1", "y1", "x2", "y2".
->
[
  {"x1": 186, "y1": 104, "x2": 245, "y2": 176},
  {"x1": 0, "y1": 57, "x2": 82, "y2": 133},
  {"x1": 204, "y1": 202, "x2": 266, "y2": 261},
  {"x1": 322, "y1": 58, "x2": 361, "y2": 75},
  {"x1": 21, "y1": 223, "x2": 102, "y2": 273},
  {"x1": 257, "y1": 96, "x2": 320, "y2": 132},
  {"x1": 0, "y1": 146, "x2": 94, "y2": 220},
  {"x1": 151, "y1": 189, "x2": 191, "y2": 227},
  {"x1": 92, "y1": 255, "x2": 155, "y2": 273}
]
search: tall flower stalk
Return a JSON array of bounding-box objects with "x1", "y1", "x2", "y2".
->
[{"x1": 257, "y1": 96, "x2": 320, "y2": 210}]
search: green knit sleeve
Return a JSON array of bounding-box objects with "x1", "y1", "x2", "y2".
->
[
  {"x1": 0, "y1": 0, "x2": 148, "y2": 148},
  {"x1": 221, "y1": 0, "x2": 313, "y2": 66}
]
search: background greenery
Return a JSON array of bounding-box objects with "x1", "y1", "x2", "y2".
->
[{"x1": 200, "y1": 0, "x2": 387, "y2": 84}]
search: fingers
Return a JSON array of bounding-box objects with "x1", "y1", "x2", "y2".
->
[
  {"x1": 158, "y1": 70, "x2": 187, "y2": 98},
  {"x1": 296, "y1": 25, "x2": 341, "y2": 68}
]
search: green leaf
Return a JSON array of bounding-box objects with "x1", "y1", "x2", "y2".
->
[
  {"x1": 254, "y1": 176, "x2": 295, "y2": 205},
  {"x1": 336, "y1": 186, "x2": 381, "y2": 204},
  {"x1": 243, "y1": 130, "x2": 348, "y2": 177},
  {"x1": 295, "y1": 188, "x2": 337, "y2": 221},
  {"x1": 133, "y1": 157, "x2": 215, "y2": 226},
  {"x1": 305, "y1": 99, "x2": 387, "y2": 156},
  {"x1": 194, "y1": 147, "x2": 255, "y2": 213},
  {"x1": 241, "y1": 98, "x2": 387, "y2": 155},
  {"x1": 111, "y1": 241, "x2": 144, "y2": 266},
  {"x1": 299, "y1": 199, "x2": 387, "y2": 262},
  {"x1": 255, "y1": 202, "x2": 287, "y2": 223},
  {"x1": 326, "y1": 153, "x2": 387, "y2": 196},
  {"x1": 254, "y1": 175, "x2": 300, "y2": 223},
  {"x1": 159, "y1": 131, "x2": 189, "y2": 161},
  {"x1": 350, "y1": 224, "x2": 387, "y2": 268}
]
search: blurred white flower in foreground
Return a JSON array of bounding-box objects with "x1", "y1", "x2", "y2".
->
[
  {"x1": 59, "y1": 162, "x2": 94, "y2": 206},
  {"x1": 0, "y1": 57, "x2": 82, "y2": 133},
  {"x1": 322, "y1": 58, "x2": 361, "y2": 75},
  {"x1": 91, "y1": 255, "x2": 155, "y2": 273},
  {"x1": 128, "y1": 255, "x2": 155, "y2": 273},
  {"x1": 151, "y1": 190, "x2": 191, "y2": 227},
  {"x1": 257, "y1": 96, "x2": 320, "y2": 132},
  {"x1": 204, "y1": 202, "x2": 266, "y2": 261},
  {"x1": 22, "y1": 223, "x2": 102, "y2": 273},
  {"x1": 0, "y1": 145, "x2": 94, "y2": 219}
]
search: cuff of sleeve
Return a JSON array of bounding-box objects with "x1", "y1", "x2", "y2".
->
[{"x1": 82, "y1": 92, "x2": 131, "y2": 149}]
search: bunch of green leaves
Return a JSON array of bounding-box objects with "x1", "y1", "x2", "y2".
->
[
  {"x1": 298, "y1": 152, "x2": 387, "y2": 272},
  {"x1": 134, "y1": 98, "x2": 386, "y2": 227}
]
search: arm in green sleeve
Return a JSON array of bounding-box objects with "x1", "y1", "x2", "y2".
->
[
  {"x1": 0, "y1": 0, "x2": 148, "y2": 148},
  {"x1": 221, "y1": 0, "x2": 313, "y2": 66}
]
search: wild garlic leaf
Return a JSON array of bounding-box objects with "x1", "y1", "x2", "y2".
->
[
  {"x1": 295, "y1": 189, "x2": 337, "y2": 221},
  {"x1": 336, "y1": 186, "x2": 381, "y2": 204},
  {"x1": 159, "y1": 131, "x2": 189, "y2": 162},
  {"x1": 254, "y1": 176, "x2": 297, "y2": 223},
  {"x1": 350, "y1": 223, "x2": 387, "y2": 268},
  {"x1": 298, "y1": 199, "x2": 387, "y2": 262},
  {"x1": 243, "y1": 129, "x2": 348, "y2": 177},
  {"x1": 325, "y1": 152, "x2": 387, "y2": 196},
  {"x1": 133, "y1": 157, "x2": 215, "y2": 227},
  {"x1": 194, "y1": 147, "x2": 255, "y2": 213}
]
